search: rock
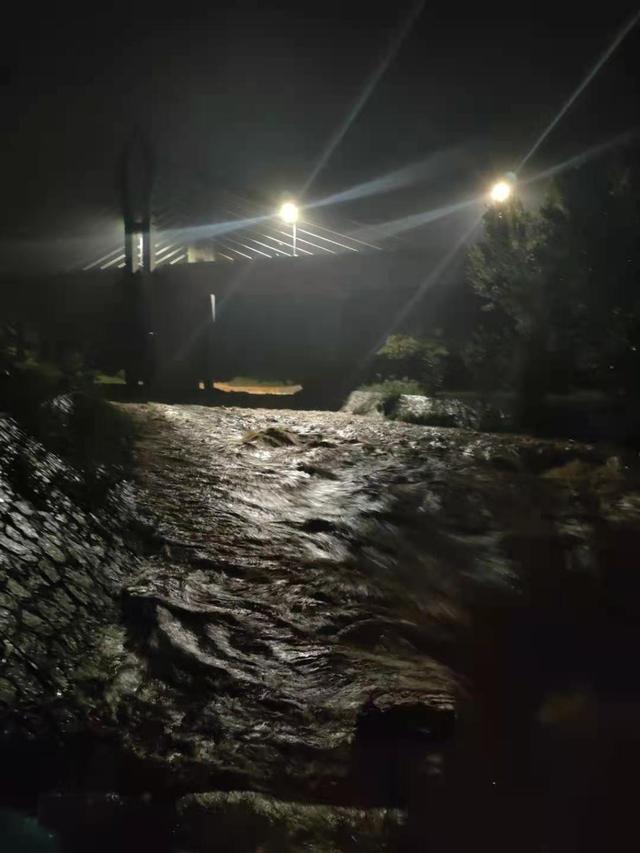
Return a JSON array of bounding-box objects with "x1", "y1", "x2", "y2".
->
[
  {"x1": 38, "y1": 559, "x2": 61, "y2": 585},
  {"x1": 341, "y1": 391, "x2": 387, "y2": 417},
  {"x1": 21, "y1": 610, "x2": 46, "y2": 632},
  {"x1": 0, "y1": 533, "x2": 31, "y2": 557},
  {"x1": 6, "y1": 578, "x2": 30, "y2": 599},
  {"x1": 0, "y1": 591, "x2": 13, "y2": 610},
  {"x1": 8, "y1": 512, "x2": 39, "y2": 539},
  {"x1": 0, "y1": 607, "x2": 16, "y2": 632},
  {"x1": 0, "y1": 678, "x2": 17, "y2": 703},
  {"x1": 343, "y1": 391, "x2": 511, "y2": 431},
  {"x1": 242, "y1": 427, "x2": 300, "y2": 447},
  {"x1": 0, "y1": 411, "x2": 139, "y2": 738},
  {"x1": 177, "y1": 790, "x2": 405, "y2": 852},
  {"x1": 41, "y1": 542, "x2": 66, "y2": 564}
]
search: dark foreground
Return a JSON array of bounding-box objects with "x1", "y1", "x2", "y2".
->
[{"x1": 2, "y1": 403, "x2": 640, "y2": 850}]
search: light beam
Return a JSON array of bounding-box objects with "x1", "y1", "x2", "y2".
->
[
  {"x1": 523, "y1": 128, "x2": 640, "y2": 185},
  {"x1": 308, "y1": 145, "x2": 465, "y2": 210},
  {"x1": 517, "y1": 10, "x2": 640, "y2": 171},
  {"x1": 302, "y1": 0, "x2": 426, "y2": 195},
  {"x1": 353, "y1": 197, "x2": 479, "y2": 242}
]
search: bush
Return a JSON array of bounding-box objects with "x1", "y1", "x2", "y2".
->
[{"x1": 373, "y1": 334, "x2": 449, "y2": 394}]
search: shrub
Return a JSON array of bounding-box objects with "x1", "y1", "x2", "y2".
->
[{"x1": 373, "y1": 334, "x2": 449, "y2": 394}]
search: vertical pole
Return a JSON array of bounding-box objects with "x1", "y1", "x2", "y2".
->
[
  {"x1": 124, "y1": 227, "x2": 140, "y2": 274},
  {"x1": 142, "y1": 215, "x2": 155, "y2": 273},
  {"x1": 293, "y1": 222, "x2": 297, "y2": 257}
]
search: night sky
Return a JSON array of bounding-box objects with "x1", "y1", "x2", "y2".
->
[{"x1": 3, "y1": 2, "x2": 639, "y2": 246}]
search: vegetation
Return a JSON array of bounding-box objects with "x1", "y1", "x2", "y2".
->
[
  {"x1": 464, "y1": 151, "x2": 640, "y2": 420},
  {"x1": 355, "y1": 150, "x2": 640, "y2": 441},
  {"x1": 95, "y1": 369, "x2": 126, "y2": 385},
  {"x1": 370, "y1": 333, "x2": 449, "y2": 394}
]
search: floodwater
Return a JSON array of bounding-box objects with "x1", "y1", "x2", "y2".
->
[{"x1": 111, "y1": 403, "x2": 640, "y2": 850}]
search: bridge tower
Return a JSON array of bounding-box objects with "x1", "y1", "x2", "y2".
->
[
  {"x1": 118, "y1": 130, "x2": 156, "y2": 387},
  {"x1": 119, "y1": 129, "x2": 155, "y2": 274}
]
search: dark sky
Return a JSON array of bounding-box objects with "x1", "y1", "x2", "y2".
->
[{"x1": 3, "y1": 1, "x2": 639, "y2": 241}]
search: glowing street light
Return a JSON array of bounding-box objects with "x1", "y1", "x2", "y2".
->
[
  {"x1": 489, "y1": 179, "x2": 513, "y2": 204},
  {"x1": 278, "y1": 201, "x2": 299, "y2": 256}
]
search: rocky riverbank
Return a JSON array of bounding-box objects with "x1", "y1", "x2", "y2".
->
[{"x1": 0, "y1": 411, "x2": 137, "y2": 746}]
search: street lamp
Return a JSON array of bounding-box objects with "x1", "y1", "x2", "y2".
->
[
  {"x1": 489, "y1": 173, "x2": 517, "y2": 204},
  {"x1": 489, "y1": 180, "x2": 513, "y2": 203},
  {"x1": 278, "y1": 201, "x2": 299, "y2": 256}
]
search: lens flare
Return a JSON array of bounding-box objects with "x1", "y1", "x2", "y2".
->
[
  {"x1": 523, "y1": 129, "x2": 639, "y2": 185},
  {"x1": 517, "y1": 10, "x2": 640, "y2": 171},
  {"x1": 302, "y1": 0, "x2": 426, "y2": 195}
]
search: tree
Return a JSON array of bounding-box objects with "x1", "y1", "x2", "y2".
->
[
  {"x1": 467, "y1": 198, "x2": 545, "y2": 336},
  {"x1": 465, "y1": 198, "x2": 550, "y2": 416},
  {"x1": 536, "y1": 156, "x2": 640, "y2": 394},
  {"x1": 465, "y1": 149, "x2": 640, "y2": 410}
]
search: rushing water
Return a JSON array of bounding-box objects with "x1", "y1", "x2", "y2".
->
[
  {"x1": 3, "y1": 402, "x2": 639, "y2": 851},
  {"x1": 116, "y1": 405, "x2": 640, "y2": 825}
]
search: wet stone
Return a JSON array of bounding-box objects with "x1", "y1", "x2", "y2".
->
[
  {"x1": 66, "y1": 544, "x2": 87, "y2": 565},
  {"x1": 177, "y1": 791, "x2": 405, "y2": 853},
  {"x1": 62, "y1": 581, "x2": 91, "y2": 607},
  {"x1": 21, "y1": 610, "x2": 46, "y2": 631},
  {"x1": 38, "y1": 559, "x2": 61, "y2": 585},
  {"x1": 0, "y1": 678, "x2": 16, "y2": 703},
  {"x1": 0, "y1": 607, "x2": 16, "y2": 632},
  {"x1": 6, "y1": 578, "x2": 29, "y2": 600},
  {"x1": 34, "y1": 600, "x2": 67, "y2": 626},
  {"x1": 5, "y1": 525, "x2": 23, "y2": 542},
  {"x1": 14, "y1": 500, "x2": 34, "y2": 516},
  {"x1": 0, "y1": 592, "x2": 15, "y2": 611},
  {"x1": 0, "y1": 533, "x2": 30, "y2": 557},
  {"x1": 8, "y1": 512, "x2": 39, "y2": 540},
  {"x1": 64, "y1": 568, "x2": 94, "y2": 593},
  {"x1": 41, "y1": 542, "x2": 66, "y2": 565},
  {"x1": 17, "y1": 634, "x2": 50, "y2": 666},
  {"x1": 51, "y1": 588, "x2": 76, "y2": 613}
]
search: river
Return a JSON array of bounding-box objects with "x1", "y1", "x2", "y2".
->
[
  {"x1": 3, "y1": 401, "x2": 639, "y2": 851},
  {"x1": 109, "y1": 403, "x2": 640, "y2": 850}
]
